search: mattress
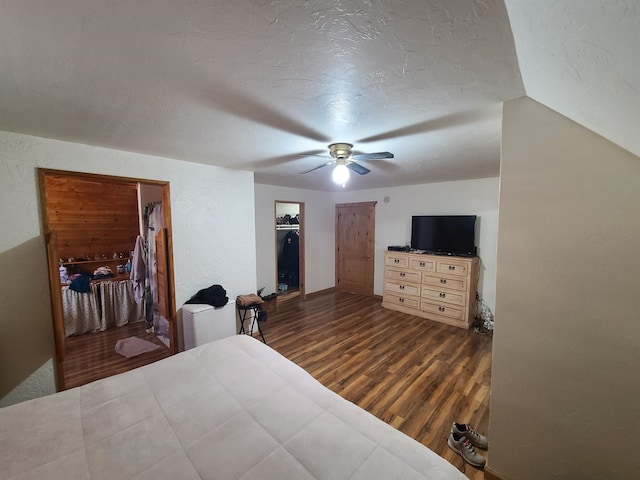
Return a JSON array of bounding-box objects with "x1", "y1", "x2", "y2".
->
[{"x1": 0, "y1": 335, "x2": 465, "y2": 480}]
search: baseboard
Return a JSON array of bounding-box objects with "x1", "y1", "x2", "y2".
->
[
  {"x1": 484, "y1": 466, "x2": 508, "y2": 480},
  {"x1": 304, "y1": 288, "x2": 381, "y2": 300},
  {"x1": 304, "y1": 287, "x2": 336, "y2": 298}
]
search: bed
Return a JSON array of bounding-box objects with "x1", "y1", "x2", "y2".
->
[{"x1": 0, "y1": 335, "x2": 465, "y2": 480}]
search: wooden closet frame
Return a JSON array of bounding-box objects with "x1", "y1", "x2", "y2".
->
[
  {"x1": 274, "y1": 200, "x2": 305, "y2": 300},
  {"x1": 38, "y1": 168, "x2": 178, "y2": 391}
]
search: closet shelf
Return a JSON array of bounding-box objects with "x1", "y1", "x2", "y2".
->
[
  {"x1": 276, "y1": 225, "x2": 300, "y2": 230},
  {"x1": 62, "y1": 258, "x2": 130, "y2": 266},
  {"x1": 61, "y1": 272, "x2": 131, "y2": 285}
]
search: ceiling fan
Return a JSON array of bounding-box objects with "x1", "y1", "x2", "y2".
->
[{"x1": 300, "y1": 143, "x2": 394, "y2": 186}]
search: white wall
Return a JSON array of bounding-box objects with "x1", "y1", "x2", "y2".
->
[
  {"x1": 0, "y1": 131, "x2": 257, "y2": 406},
  {"x1": 254, "y1": 184, "x2": 336, "y2": 296},
  {"x1": 335, "y1": 178, "x2": 499, "y2": 312},
  {"x1": 490, "y1": 97, "x2": 640, "y2": 479},
  {"x1": 275, "y1": 202, "x2": 300, "y2": 218},
  {"x1": 255, "y1": 178, "x2": 499, "y2": 314}
]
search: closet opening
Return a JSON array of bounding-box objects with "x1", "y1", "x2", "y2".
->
[
  {"x1": 38, "y1": 169, "x2": 177, "y2": 390},
  {"x1": 275, "y1": 201, "x2": 305, "y2": 302}
]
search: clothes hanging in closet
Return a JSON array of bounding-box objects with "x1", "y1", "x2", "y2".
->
[
  {"x1": 143, "y1": 202, "x2": 163, "y2": 329},
  {"x1": 130, "y1": 235, "x2": 147, "y2": 304},
  {"x1": 279, "y1": 230, "x2": 299, "y2": 289}
]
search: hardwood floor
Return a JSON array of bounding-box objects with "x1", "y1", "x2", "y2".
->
[
  {"x1": 263, "y1": 291, "x2": 493, "y2": 479},
  {"x1": 62, "y1": 291, "x2": 492, "y2": 477},
  {"x1": 63, "y1": 321, "x2": 171, "y2": 389}
]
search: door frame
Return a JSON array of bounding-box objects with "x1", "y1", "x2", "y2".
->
[
  {"x1": 274, "y1": 200, "x2": 305, "y2": 299},
  {"x1": 38, "y1": 168, "x2": 178, "y2": 391}
]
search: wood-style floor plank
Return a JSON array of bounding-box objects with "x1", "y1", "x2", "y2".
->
[
  {"x1": 63, "y1": 290, "x2": 492, "y2": 477},
  {"x1": 261, "y1": 291, "x2": 493, "y2": 479},
  {"x1": 63, "y1": 321, "x2": 171, "y2": 389}
]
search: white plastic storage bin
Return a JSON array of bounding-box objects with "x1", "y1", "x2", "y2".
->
[{"x1": 182, "y1": 302, "x2": 236, "y2": 350}]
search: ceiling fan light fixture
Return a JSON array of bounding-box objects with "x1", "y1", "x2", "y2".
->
[
  {"x1": 300, "y1": 142, "x2": 392, "y2": 182},
  {"x1": 329, "y1": 142, "x2": 353, "y2": 159},
  {"x1": 332, "y1": 163, "x2": 350, "y2": 186}
]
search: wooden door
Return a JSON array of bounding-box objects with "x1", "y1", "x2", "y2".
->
[
  {"x1": 335, "y1": 202, "x2": 376, "y2": 296},
  {"x1": 155, "y1": 227, "x2": 177, "y2": 354},
  {"x1": 155, "y1": 228, "x2": 170, "y2": 320}
]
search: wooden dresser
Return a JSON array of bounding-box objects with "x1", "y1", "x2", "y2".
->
[{"x1": 382, "y1": 251, "x2": 479, "y2": 329}]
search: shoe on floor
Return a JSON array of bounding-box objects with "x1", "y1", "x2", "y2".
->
[
  {"x1": 451, "y1": 422, "x2": 488, "y2": 449},
  {"x1": 448, "y1": 432, "x2": 486, "y2": 468}
]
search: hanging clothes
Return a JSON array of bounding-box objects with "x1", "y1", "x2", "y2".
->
[
  {"x1": 130, "y1": 235, "x2": 147, "y2": 304},
  {"x1": 280, "y1": 230, "x2": 299, "y2": 288},
  {"x1": 143, "y1": 202, "x2": 164, "y2": 329}
]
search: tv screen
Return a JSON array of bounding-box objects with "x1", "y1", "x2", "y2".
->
[{"x1": 410, "y1": 215, "x2": 477, "y2": 256}]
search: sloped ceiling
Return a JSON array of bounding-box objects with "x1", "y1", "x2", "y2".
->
[
  {"x1": 505, "y1": 0, "x2": 640, "y2": 159},
  {"x1": 0, "y1": 1, "x2": 636, "y2": 191}
]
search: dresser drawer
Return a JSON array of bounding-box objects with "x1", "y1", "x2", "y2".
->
[
  {"x1": 385, "y1": 254, "x2": 409, "y2": 268},
  {"x1": 386, "y1": 281, "x2": 420, "y2": 297},
  {"x1": 436, "y1": 260, "x2": 469, "y2": 277},
  {"x1": 421, "y1": 300, "x2": 465, "y2": 321},
  {"x1": 382, "y1": 252, "x2": 478, "y2": 329},
  {"x1": 421, "y1": 287, "x2": 466, "y2": 307},
  {"x1": 422, "y1": 274, "x2": 467, "y2": 292},
  {"x1": 385, "y1": 268, "x2": 421, "y2": 284},
  {"x1": 384, "y1": 292, "x2": 421, "y2": 310},
  {"x1": 419, "y1": 311, "x2": 467, "y2": 328},
  {"x1": 409, "y1": 257, "x2": 436, "y2": 272}
]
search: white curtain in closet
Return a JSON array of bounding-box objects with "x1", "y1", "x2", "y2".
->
[
  {"x1": 62, "y1": 280, "x2": 143, "y2": 337},
  {"x1": 62, "y1": 283, "x2": 102, "y2": 336},
  {"x1": 100, "y1": 280, "x2": 144, "y2": 329}
]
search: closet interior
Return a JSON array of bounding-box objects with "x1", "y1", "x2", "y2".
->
[
  {"x1": 275, "y1": 202, "x2": 303, "y2": 300},
  {"x1": 40, "y1": 170, "x2": 175, "y2": 389}
]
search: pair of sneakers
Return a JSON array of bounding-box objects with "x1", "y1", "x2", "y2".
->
[{"x1": 447, "y1": 422, "x2": 488, "y2": 468}]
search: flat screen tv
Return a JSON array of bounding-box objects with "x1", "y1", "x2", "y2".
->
[{"x1": 410, "y1": 215, "x2": 477, "y2": 256}]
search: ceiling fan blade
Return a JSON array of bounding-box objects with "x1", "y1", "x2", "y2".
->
[
  {"x1": 357, "y1": 106, "x2": 498, "y2": 143},
  {"x1": 300, "y1": 161, "x2": 333, "y2": 174},
  {"x1": 250, "y1": 149, "x2": 326, "y2": 169},
  {"x1": 182, "y1": 72, "x2": 330, "y2": 142},
  {"x1": 351, "y1": 151, "x2": 394, "y2": 161},
  {"x1": 347, "y1": 162, "x2": 371, "y2": 175}
]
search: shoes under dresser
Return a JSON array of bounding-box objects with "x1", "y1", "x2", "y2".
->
[{"x1": 381, "y1": 251, "x2": 479, "y2": 329}]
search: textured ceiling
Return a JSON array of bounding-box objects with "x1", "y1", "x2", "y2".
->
[
  {"x1": 505, "y1": 0, "x2": 640, "y2": 160},
  {"x1": 0, "y1": 1, "x2": 636, "y2": 191}
]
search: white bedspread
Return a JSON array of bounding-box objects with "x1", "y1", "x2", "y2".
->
[{"x1": 0, "y1": 335, "x2": 465, "y2": 480}]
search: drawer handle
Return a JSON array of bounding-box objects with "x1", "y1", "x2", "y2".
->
[
  {"x1": 394, "y1": 259, "x2": 400, "y2": 264},
  {"x1": 439, "y1": 292, "x2": 446, "y2": 298},
  {"x1": 439, "y1": 306, "x2": 445, "y2": 312},
  {"x1": 448, "y1": 265, "x2": 455, "y2": 271},
  {"x1": 399, "y1": 285, "x2": 405, "y2": 290},
  {"x1": 419, "y1": 262, "x2": 425, "y2": 267},
  {"x1": 440, "y1": 278, "x2": 447, "y2": 284},
  {"x1": 399, "y1": 272, "x2": 406, "y2": 277},
  {"x1": 399, "y1": 298, "x2": 405, "y2": 303}
]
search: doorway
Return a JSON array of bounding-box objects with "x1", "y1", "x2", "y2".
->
[
  {"x1": 335, "y1": 202, "x2": 376, "y2": 296},
  {"x1": 274, "y1": 201, "x2": 305, "y2": 302},
  {"x1": 38, "y1": 169, "x2": 177, "y2": 390}
]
